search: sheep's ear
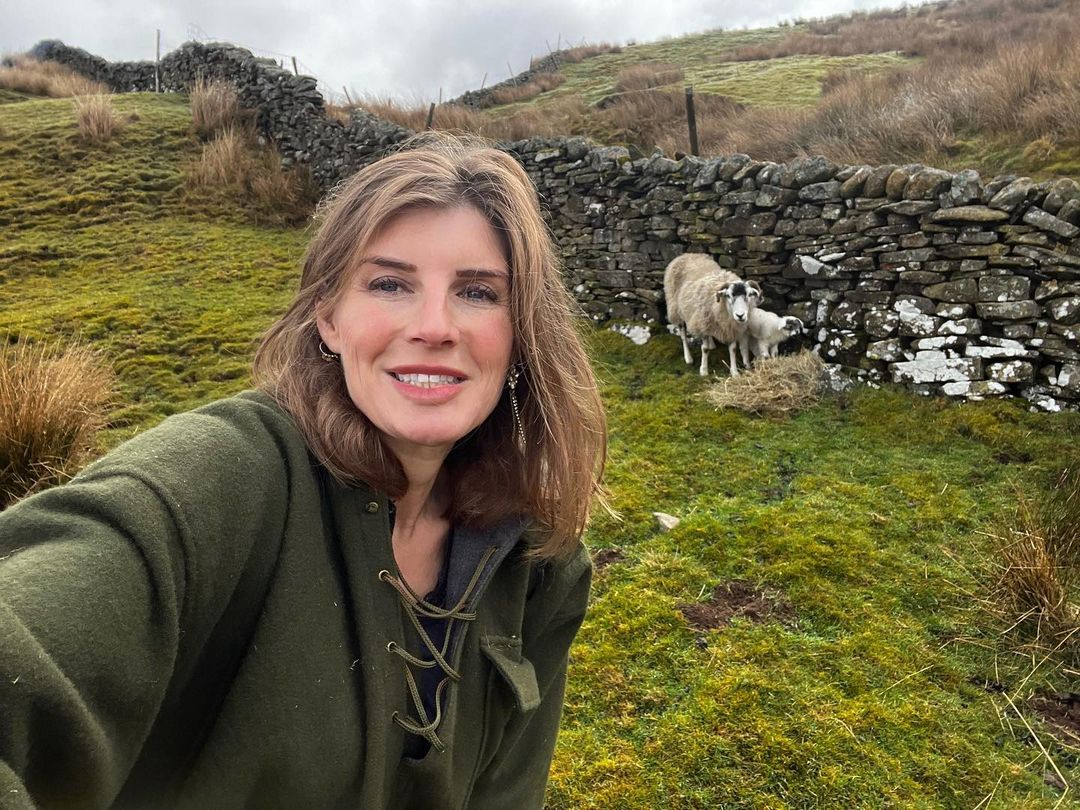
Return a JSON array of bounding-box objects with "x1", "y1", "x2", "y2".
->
[{"x1": 715, "y1": 289, "x2": 725, "y2": 302}]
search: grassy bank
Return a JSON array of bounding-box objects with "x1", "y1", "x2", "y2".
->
[{"x1": 2, "y1": 87, "x2": 1078, "y2": 807}]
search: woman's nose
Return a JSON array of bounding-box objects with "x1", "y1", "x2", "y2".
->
[{"x1": 409, "y1": 292, "x2": 459, "y2": 346}]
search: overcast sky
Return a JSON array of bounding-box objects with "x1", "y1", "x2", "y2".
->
[{"x1": 6, "y1": 0, "x2": 900, "y2": 104}]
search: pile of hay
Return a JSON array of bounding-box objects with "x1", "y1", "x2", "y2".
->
[{"x1": 703, "y1": 350, "x2": 825, "y2": 417}]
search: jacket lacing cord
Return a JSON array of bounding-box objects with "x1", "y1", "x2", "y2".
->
[{"x1": 378, "y1": 545, "x2": 498, "y2": 752}]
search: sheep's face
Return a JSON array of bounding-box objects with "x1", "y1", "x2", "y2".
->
[
  {"x1": 783, "y1": 316, "x2": 805, "y2": 337},
  {"x1": 716, "y1": 280, "x2": 762, "y2": 323}
]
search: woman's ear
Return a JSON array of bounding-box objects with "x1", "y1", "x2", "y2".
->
[{"x1": 315, "y1": 307, "x2": 341, "y2": 355}]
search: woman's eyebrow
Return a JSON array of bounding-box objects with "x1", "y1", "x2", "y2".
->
[
  {"x1": 358, "y1": 255, "x2": 415, "y2": 271},
  {"x1": 357, "y1": 257, "x2": 506, "y2": 279},
  {"x1": 457, "y1": 268, "x2": 509, "y2": 280}
]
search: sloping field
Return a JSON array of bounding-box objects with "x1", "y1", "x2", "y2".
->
[{"x1": 1, "y1": 91, "x2": 1078, "y2": 807}]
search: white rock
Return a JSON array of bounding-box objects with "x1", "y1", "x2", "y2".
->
[
  {"x1": 653, "y1": 512, "x2": 681, "y2": 532},
  {"x1": 610, "y1": 324, "x2": 652, "y2": 345},
  {"x1": 891, "y1": 357, "x2": 982, "y2": 384}
]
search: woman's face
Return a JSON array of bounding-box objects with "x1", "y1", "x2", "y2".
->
[{"x1": 317, "y1": 205, "x2": 514, "y2": 463}]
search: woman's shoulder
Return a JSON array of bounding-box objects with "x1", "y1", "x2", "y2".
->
[{"x1": 77, "y1": 389, "x2": 312, "y2": 496}]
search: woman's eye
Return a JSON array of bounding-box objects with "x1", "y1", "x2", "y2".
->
[
  {"x1": 462, "y1": 284, "x2": 499, "y2": 303},
  {"x1": 370, "y1": 277, "x2": 406, "y2": 294}
]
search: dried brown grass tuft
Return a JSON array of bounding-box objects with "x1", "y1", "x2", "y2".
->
[
  {"x1": 614, "y1": 62, "x2": 685, "y2": 93},
  {"x1": 0, "y1": 340, "x2": 113, "y2": 510},
  {"x1": 188, "y1": 125, "x2": 250, "y2": 188},
  {"x1": 190, "y1": 76, "x2": 243, "y2": 139},
  {"x1": 703, "y1": 350, "x2": 824, "y2": 418},
  {"x1": 73, "y1": 94, "x2": 123, "y2": 143},
  {"x1": 0, "y1": 54, "x2": 109, "y2": 97},
  {"x1": 986, "y1": 464, "x2": 1080, "y2": 664},
  {"x1": 185, "y1": 126, "x2": 317, "y2": 225},
  {"x1": 490, "y1": 73, "x2": 566, "y2": 105}
]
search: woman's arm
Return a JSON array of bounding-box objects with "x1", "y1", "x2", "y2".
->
[{"x1": 0, "y1": 395, "x2": 293, "y2": 808}]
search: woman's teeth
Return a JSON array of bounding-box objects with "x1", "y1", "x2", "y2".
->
[{"x1": 392, "y1": 372, "x2": 462, "y2": 387}]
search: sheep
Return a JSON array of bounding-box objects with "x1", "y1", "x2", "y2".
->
[
  {"x1": 663, "y1": 254, "x2": 762, "y2": 376},
  {"x1": 743, "y1": 308, "x2": 805, "y2": 362}
]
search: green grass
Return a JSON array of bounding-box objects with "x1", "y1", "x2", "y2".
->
[{"x1": 3, "y1": 91, "x2": 1079, "y2": 808}]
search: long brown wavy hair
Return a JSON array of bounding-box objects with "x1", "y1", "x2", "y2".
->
[{"x1": 253, "y1": 133, "x2": 606, "y2": 558}]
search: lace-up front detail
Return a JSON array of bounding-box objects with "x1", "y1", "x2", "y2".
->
[{"x1": 378, "y1": 545, "x2": 497, "y2": 752}]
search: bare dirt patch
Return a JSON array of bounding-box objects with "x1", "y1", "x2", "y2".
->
[
  {"x1": 679, "y1": 579, "x2": 797, "y2": 631},
  {"x1": 591, "y1": 547, "x2": 626, "y2": 571},
  {"x1": 1030, "y1": 692, "x2": 1080, "y2": 748}
]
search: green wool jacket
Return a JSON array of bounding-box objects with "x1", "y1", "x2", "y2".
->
[{"x1": 0, "y1": 391, "x2": 591, "y2": 809}]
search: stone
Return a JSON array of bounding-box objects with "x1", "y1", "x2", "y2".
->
[
  {"x1": 886, "y1": 165, "x2": 921, "y2": 200},
  {"x1": 942, "y1": 380, "x2": 1009, "y2": 398},
  {"x1": 1002, "y1": 324, "x2": 1034, "y2": 339},
  {"x1": 900, "y1": 270, "x2": 945, "y2": 284},
  {"x1": 863, "y1": 164, "x2": 898, "y2": 198},
  {"x1": 1022, "y1": 207, "x2": 1080, "y2": 239},
  {"x1": 978, "y1": 275, "x2": 1032, "y2": 302},
  {"x1": 946, "y1": 169, "x2": 983, "y2": 206},
  {"x1": 976, "y1": 301, "x2": 1042, "y2": 320},
  {"x1": 745, "y1": 235, "x2": 785, "y2": 252},
  {"x1": 798, "y1": 181, "x2": 842, "y2": 202},
  {"x1": 829, "y1": 301, "x2": 864, "y2": 329},
  {"x1": 1042, "y1": 178, "x2": 1080, "y2": 215},
  {"x1": 693, "y1": 159, "x2": 722, "y2": 187},
  {"x1": 1058, "y1": 199, "x2": 1080, "y2": 224},
  {"x1": 1035, "y1": 280, "x2": 1080, "y2": 301},
  {"x1": 718, "y1": 154, "x2": 752, "y2": 182},
  {"x1": 756, "y1": 185, "x2": 797, "y2": 206},
  {"x1": 893, "y1": 295, "x2": 935, "y2": 315},
  {"x1": 882, "y1": 200, "x2": 938, "y2": 215},
  {"x1": 929, "y1": 206, "x2": 1010, "y2": 224},
  {"x1": 925, "y1": 279, "x2": 978, "y2": 303},
  {"x1": 840, "y1": 166, "x2": 871, "y2": 198},
  {"x1": 1047, "y1": 297, "x2": 1080, "y2": 324},
  {"x1": 867, "y1": 338, "x2": 903, "y2": 361},
  {"x1": 939, "y1": 319, "x2": 983, "y2": 336},
  {"x1": 904, "y1": 167, "x2": 953, "y2": 200},
  {"x1": 988, "y1": 177, "x2": 1036, "y2": 211},
  {"x1": 964, "y1": 340, "x2": 1039, "y2": 359},
  {"x1": 879, "y1": 248, "x2": 936, "y2": 264},
  {"x1": 653, "y1": 512, "x2": 681, "y2": 532},
  {"x1": 891, "y1": 357, "x2": 982, "y2": 384},
  {"x1": 819, "y1": 364, "x2": 858, "y2": 393},
  {"x1": 936, "y1": 303, "x2": 973, "y2": 318},
  {"x1": 1054, "y1": 364, "x2": 1080, "y2": 394},
  {"x1": 913, "y1": 336, "x2": 966, "y2": 351},
  {"x1": 896, "y1": 300, "x2": 940, "y2": 336},
  {"x1": 864, "y1": 308, "x2": 900, "y2": 337},
  {"x1": 987, "y1": 360, "x2": 1035, "y2": 383},
  {"x1": 720, "y1": 213, "x2": 776, "y2": 236},
  {"x1": 780, "y1": 155, "x2": 837, "y2": 188}
]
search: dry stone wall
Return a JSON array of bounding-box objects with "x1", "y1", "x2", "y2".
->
[
  {"x1": 29, "y1": 40, "x2": 413, "y2": 190},
  {"x1": 35, "y1": 40, "x2": 1080, "y2": 410}
]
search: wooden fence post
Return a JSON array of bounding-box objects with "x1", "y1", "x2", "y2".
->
[
  {"x1": 291, "y1": 56, "x2": 299, "y2": 76},
  {"x1": 342, "y1": 87, "x2": 353, "y2": 105},
  {"x1": 155, "y1": 30, "x2": 160, "y2": 93},
  {"x1": 685, "y1": 86, "x2": 699, "y2": 156},
  {"x1": 425, "y1": 102, "x2": 436, "y2": 130}
]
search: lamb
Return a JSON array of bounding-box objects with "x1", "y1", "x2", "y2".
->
[
  {"x1": 743, "y1": 308, "x2": 805, "y2": 362},
  {"x1": 663, "y1": 253, "x2": 762, "y2": 376}
]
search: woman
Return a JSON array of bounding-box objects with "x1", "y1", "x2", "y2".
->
[{"x1": 0, "y1": 134, "x2": 606, "y2": 809}]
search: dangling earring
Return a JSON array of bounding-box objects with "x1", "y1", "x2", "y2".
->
[
  {"x1": 318, "y1": 340, "x2": 340, "y2": 363},
  {"x1": 506, "y1": 364, "x2": 527, "y2": 451}
]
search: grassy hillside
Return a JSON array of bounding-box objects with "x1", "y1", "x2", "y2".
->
[
  {"x1": 2, "y1": 90, "x2": 1079, "y2": 807},
  {"x1": 357, "y1": 0, "x2": 1080, "y2": 180}
]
